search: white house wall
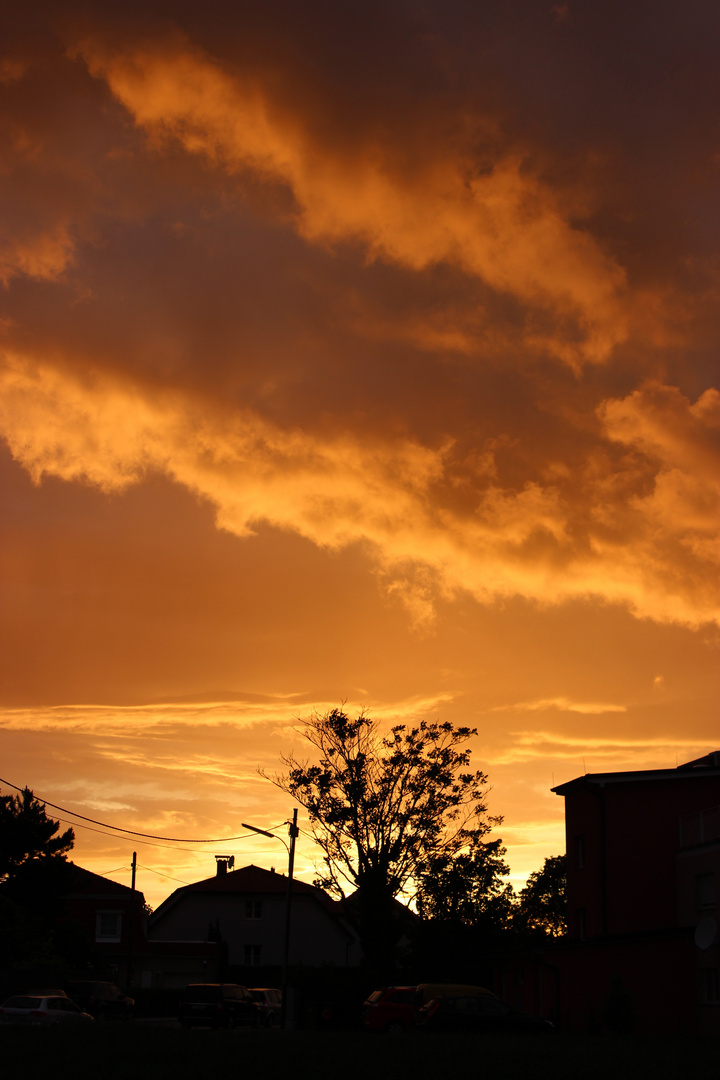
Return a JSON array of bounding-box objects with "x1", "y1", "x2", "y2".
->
[{"x1": 149, "y1": 892, "x2": 359, "y2": 967}]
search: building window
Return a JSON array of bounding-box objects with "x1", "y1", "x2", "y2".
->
[
  {"x1": 696, "y1": 873, "x2": 716, "y2": 910},
  {"x1": 244, "y1": 944, "x2": 262, "y2": 966},
  {"x1": 576, "y1": 835, "x2": 585, "y2": 869},
  {"x1": 245, "y1": 899, "x2": 262, "y2": 919},
  {"x1": 95, "y1": 910, "x2": 123, "y2": 942},
  {"x1": 699, "y1": 969, "x2": 719, "y2": 1005}
]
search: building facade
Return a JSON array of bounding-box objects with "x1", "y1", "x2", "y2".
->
[
  {"x1": 551, "y1": 751, "x2": 720, "y2": 1034},
  {"x1": 499, "y1": 752, "x2": 720, "y2": 1035},
  {"x1": 148, "y1": 863, "x2": 361, "y2": 978}
]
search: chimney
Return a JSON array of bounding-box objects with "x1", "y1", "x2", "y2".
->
[{"x1": 215, "y1": 855, "x2": 235, "y2": 876}]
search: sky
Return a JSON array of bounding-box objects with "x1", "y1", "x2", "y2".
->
[{"x1": 1, "y1": 0, "x2": 718, "y2": 910}]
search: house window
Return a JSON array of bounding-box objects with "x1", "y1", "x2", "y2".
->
[
  {"x1": 244, "y1": 944, "x2": 262, "y2": 966},
  {"x1": 696, "y1": 873, "x2": 716, "y2": 910},
  {"x1": 576, "y1": 835, "x2": 585, "y2": 869},
  {"x1": 245, "y1": 899, "x2": 262, "y2": 919},
  {"x1": 699, "y1": 969, "x2": 719, "y2": 1005},
  {"x1": 95, "y1": 910, "x2": 123, "y2": 942}
]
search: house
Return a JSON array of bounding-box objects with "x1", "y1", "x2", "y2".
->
[
  {"x1": 0, "y1": 860, "x2": 156, "y2": 988},
  {"x1": 502, "y1": 751, "x2": 720, "y2": 1035},
  {"x1": 56, "y1": 862, "x2": 147, "y2": 976},
  {"x1": 54, "y1": 863, "x2": 221, "y2": 989},
  {"x1": 148, "y1": 862, "x2": 362, "y2": 974}
]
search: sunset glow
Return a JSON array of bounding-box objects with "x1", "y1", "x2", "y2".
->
[{"x1": 1, "y1": 2, "x2": 718, "y2": 907}]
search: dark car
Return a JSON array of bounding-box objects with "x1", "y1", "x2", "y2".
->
[
  {"x1": 66, "y1": 981, "x2": 134, "y2": 1020},
  {"x1": 417, "y1": 994, "x2": 553, "y2": 1034},
  {"x1": 178, "y1": 983, "x2": 259, "y2": 1029},
  {"x1": 363, "y1": 986, "x2": 418, "y2": 1032},
  {"x1": 249, "y1": 988, "x2": 282, "y2": 1027}
]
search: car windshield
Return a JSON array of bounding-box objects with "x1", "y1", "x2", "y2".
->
[{"x1": 182, "y1": 986, "x2": 223, "y2": 1002}]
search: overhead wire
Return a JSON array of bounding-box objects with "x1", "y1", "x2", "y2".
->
[
  {"x1": 0, "y1": 777, "x2": 297, "y2": 868},
  {"x1": 0, "y1": 777, "x2": 301, "y2": 898},
  {"x1": 50, "y1": 814, "x2": 224, "y2": 854},
  {"x1": 0, "y1": 774, "x2": 252, "y2": 843},
  {"x1": 137, "y1": 864, "x2": 191, "y2": 885}
]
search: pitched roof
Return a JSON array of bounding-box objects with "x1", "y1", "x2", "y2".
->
[{"x1": 150, "y1": 864, "x2": 344, "y2": 923}]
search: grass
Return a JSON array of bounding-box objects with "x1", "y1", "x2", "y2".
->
[{"x1": 1, "y1": 1022, "x2": 716, "y2": 1080}]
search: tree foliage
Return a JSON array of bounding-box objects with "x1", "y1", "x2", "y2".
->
[
  {"x1": 266, "y1": 708, "x2": 503, "y2": 963},
  {"x1": 514, "y1": 854, "x2": 567, "y2": 938},
  {"x1": 416, "y1": 831, "x2": 512, "y2": 927},
  {"x1": 0, "y1": 787, "x2": 75, "y2": 885}
]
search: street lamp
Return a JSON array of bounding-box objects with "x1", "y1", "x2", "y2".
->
[{"x1": 242, "y1": 809, "x2": 299, "y2": 1029}]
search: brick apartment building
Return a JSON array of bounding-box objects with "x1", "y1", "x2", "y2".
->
[{"x1": 500, "y1": 751, "x2": 720, "y2": 1034}]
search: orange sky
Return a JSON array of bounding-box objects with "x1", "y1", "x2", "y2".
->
[{"x1": 1, "y1": 1, "x2": 718, "y2": 909}]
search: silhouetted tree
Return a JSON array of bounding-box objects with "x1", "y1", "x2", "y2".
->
[
  {"x1": 514, "y1": 854, "x2": 567, "y2": 937},
  {"x1": 0, "y1": 788, "x2": 76, "y2": 969},
  {"x1": 0, "y1": 787, "x2": 75, "y2": 886},
  {"x1": 265, "y1": 707, "x2": 502, "y2": 967},
  {"x1": 416, "y1": 831, "x2": 512, "y2": 927}
]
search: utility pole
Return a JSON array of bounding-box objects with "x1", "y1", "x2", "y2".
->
[
  {"x1": 281, "y1": 809, "x2": 299, "y2": 1030},
  {"x1": 126, "y1": 851, "x2": 137, "y2": 988},
  {"x1": 242, "y1": 811, "x2": 299, "y2": 1029}
]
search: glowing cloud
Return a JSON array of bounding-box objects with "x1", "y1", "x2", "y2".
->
[
  {"x1": 1, "y1": 351, "x2": 717, "y2": 626},
  {"x1": 0, "y1": 224, "x2": 75, "y2": 285},
  {"x1": 494, "y1": 698, "x2": 628, "y2": 715},
  {"x1": 76, "y1": 35, "x2": 628, "y2": 364}
]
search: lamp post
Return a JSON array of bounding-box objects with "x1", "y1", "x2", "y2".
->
[{"x1": 242, "y1": 809, "x2": 299, "y2": 1029}]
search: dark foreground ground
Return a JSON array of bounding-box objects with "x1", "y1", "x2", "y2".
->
[{"x1": 1, "y1": 1023, "x2": 717, "y2": 1080}]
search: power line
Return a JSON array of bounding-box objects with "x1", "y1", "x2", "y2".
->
[
  {"x1": 137, "y1": 864, "x2": 191, "y2": 885},
  {"x1": 42, "y1": 807, "x2": 294, "y2": 860},
  {"x1": 0, "y1": 775, "x2": 248, "y2": 844},
  {"x1": 51, "y1": 814, "x2": 211, "y2": 854}
]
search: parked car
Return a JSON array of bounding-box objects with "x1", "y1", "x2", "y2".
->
[
  {"x1": 178, "y1": 983, "x2": 259, "y2": 1029},
  {"x1": 417, "y1": 994, "x2": 554, "y2": 1034},
  {"x1": 415, "y1": 983, "x2": 496, "y2": 1009},
  {"x1": 363, "y1": 986, "x2": 418, "y2": 1032},
  {"x1": 0, "y1": 994, "x2": 94, "y2": 1026},
  {"x1": 65, "y1": 981, "x2": 134, "y2": 1020},
  {"x1": 249, "y1": 988, "x2": 282, "y2": 1027}
]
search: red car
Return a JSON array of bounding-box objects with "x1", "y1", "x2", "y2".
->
[{"x1": 363, "y1": 986, "x2": 418, "y2": 1032}]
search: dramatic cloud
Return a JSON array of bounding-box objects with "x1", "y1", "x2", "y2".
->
[
  {"x1": 2, "y1": 353, "x2": 717, "y2": 626},
  {"x1": 76, "y1": 32, "x2": 628, "y2": 365}
]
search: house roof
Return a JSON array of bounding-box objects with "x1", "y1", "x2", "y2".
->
[
  {"x1": 149, "y1": 863, "x2": 346, "y2": 925},
  {"x1": 180, "y1": 863, "x2": 324, "y2": 898},
  {"x1": 552, "y1": 751, "x2": 720, "y2": 796},
  {"x1": 60, "y1": 862, "x2": 136, "y2": 896}
]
